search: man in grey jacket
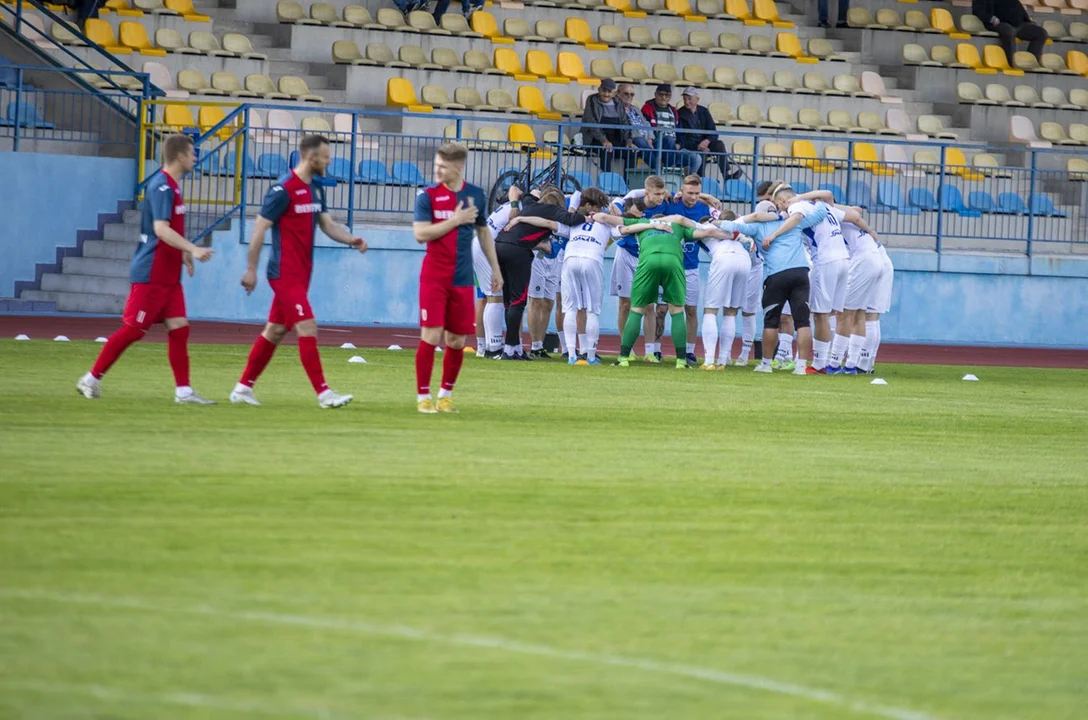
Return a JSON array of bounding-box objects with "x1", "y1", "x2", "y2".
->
[{"x1": 581, "y1": 79, "x2": 631, "y2": 173}]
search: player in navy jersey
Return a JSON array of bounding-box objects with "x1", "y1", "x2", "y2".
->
[
  {"x1": 413, "y1": 142, "x2": 501, "y2": 414},
  {"x1": 77, "y1": 134, "x2": 216, "y2": 404},
  {"x1": 230, "y1": 135, "x2": 368, "y2": 409}
]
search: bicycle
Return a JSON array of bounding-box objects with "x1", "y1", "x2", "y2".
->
[{"x1": 487, "y1": 143, "x2": 582, "y2": 214}]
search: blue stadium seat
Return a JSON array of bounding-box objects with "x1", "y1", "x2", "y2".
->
[
  {"x1": 358, "y1": 159, "x2": 391, "y2": 184},
  {"x1": 392, "y1": 161, "x2": 425, "y2": 186},
  {"x1": 878, "y1": 181, "x2": 919, "y2": 214},
  {"x1": 997, "y1": 192, "x2": 1028, "y2": 215},
  {"x1": 702, "y1": 176, "x2": 723, "y2": 200},
  {"x1": 3, "y1": 101, "x2": 53, "y2": 129},
  {"x1": 967, "y1": 190, "x2": 999, "y2": 214},
  {"x1": 817, "y1": 183, "x2": 843, "y2": 203},
  {"x1": 289, "y1": 150, "x2": 299, "y2": 167},
  {"x1": 846, "y1": 180, "x2": 872, "y2": 209},
  {"x1": 194, "y1": 152, "x2": 218, "y2": 175},
  {"x1": 791, "y1": 181, "x2": 812, "y2": 195},
  {"x1": 224, "y1": 151, "x2": 256, "y2": 178},
  {"x1": 1029, "y1": 193, "x2": 1066, "y2": 217},
  {"x1": 0, "y1": 63, "x2": 16, "y2": 89},
  {"x1": 328, "y1": 157, "x2": 353, "y2": 182},
  {"x1": 908, "y1": 187, "x2": 938, "y2": 211},
  {"x1": 724, "y1": 178, "x2": 753, "y2": 202},
  {"x1": 938, "y1": 184, "x2": 981, "y2": 217},
  {"x1": 597, "y1": 171, "x2": 628, "y2": 196},
  {"x1": 256, "y1": 153, "x2": 287, "y2": 179},
  {"x1": 568, "y1": 169, "x2": 593, "y2": 191}
]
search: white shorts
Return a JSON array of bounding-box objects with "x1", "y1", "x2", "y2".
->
[
  {"x1": 472, "y1": 236, "x2": 500, "y2": 298},
  {"x1": 704, "y1": 253, "x2": 751, "y2": 310},
  {"x1": 869, "y1": 249, "x2": 894, "y2": 314},
  {"x1": 529, "y1": 255, "x2": 560, "y2": 300},
  {"x1": 783, "y1": 301, "x2": 791, "y2": 316},
  {"x1": 561, "y1": 257, "x2": 605, "y2": 315},
  {"x1": 744, "y1": 263, "x2": 763, "y2": 314},
  {"x1": 609, "y1": 249, "x2": 638, "y2": 298},
  {"x1": 810, "y1": 258, "x2": 849, "y2": 314},
  {"x1": 684, "y1": 268, "x2": 700, "y2": 307},
  {"x1": 844, "y1": 251, "x2": 883, "y2": 311}
]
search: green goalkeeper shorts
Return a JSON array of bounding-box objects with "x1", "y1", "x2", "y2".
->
[{"x1": 630, "y1": 255, "x2": 686, "y2": 308}]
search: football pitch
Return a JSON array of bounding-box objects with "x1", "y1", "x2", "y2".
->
[{"x1": 1, "y1": 339, "x2": 1085, "y2": 720}]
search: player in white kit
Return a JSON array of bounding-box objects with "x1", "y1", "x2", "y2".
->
[
  {"x1": 697, "y1": 212, "x2": 753, "y2": 369},
  {"x1": 840, "y1": 217, "x2": 883, "y2": 374},
  {"x1": 477, "y1": 192, "x2": 518, "y2": 358},
  {"x1": 863, "y1": 242, "x2": 895, "y2": 373}
]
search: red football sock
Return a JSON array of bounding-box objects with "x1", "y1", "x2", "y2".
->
[
  {"x1": 297, "y1": 335, "x2": 328, "y2": 395},
  {"x1": 440, "y1": 344, "x2": 464, "y2": 392},
  {"x1": 415, "y1": 340, "x2": 436, "y2": 395},
  {"x1": 90, "y1": 323, "x2": 145, "y2": 379},
  {"x1": 167, "y1": 325, "x2": 190, "y2": 387},
  {"x1": 240, "y1": 335, "x2": 277, "y2": 388}
]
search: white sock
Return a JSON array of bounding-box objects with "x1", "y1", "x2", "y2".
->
[
  {"x1": 531, "y1": 340, "x2": 543, "y2": 351},
  {"x1": 717, "y1": 315, "x2": 736, "y2": 365},
  {"x1": 437, "y1": 387, "x2": 452, "y2": 399},
  {"x1": 685, "y1": 342, "x2": 695, "y2": 355},
  {"x1": 758, "y1": 357, "x2": 772, "y2": 367},
  {"x1": 829, "y1": 333, "x2": 849, "y2": 367},
  {"x1": 776, "y1": 334, "x2": 793, "y2": 361},
  {"x1": 739, "y1": 315, "x2": 755, "y2": 362},
  {"x1": 701, "y1": 312, "x2": 718, "y2": 365},
  {"x1": 417, "y1": 393, "x2": 431, "y2": 403},
  {"x1": 813, "y1": 339, "x2": 830, "y2": 371},
  {"x1": 483, "y1": 303, "x2": 504, "y2": 351},
  {"x1": 578, "y1": 333, "x2": 588, "y2": 355},
  {"x1": 503, "y1": 343, "x2": 518, "y2": 355},
  {"x1": 475, "y1": 335, "x2": 485, "y2": 350},
  {"x1": 232, "y1": 381, "x2": 248, "y2": 394},
  {"x1": 563, "y1": 312, "x2": 578, "y2": 361},
  {"x1": 846, "y1": 334, "x2": 865, "y2": 369},
  {"x1": 865, "y1": 320, "x2": 881, "y2": 371},
  {"x1": 645, "y1": 342, "x2": 657, "y2": 355},
  {"x1": 829, "y1": 315, "x2": 838, "y2": 336},
  {"x1": 795, "y1": 358, "x2": 807, "y2": 371},
  {"x1": 558, "y1": 332, "x2": 567, "y2": 355},
  {"x1": 585, "y1": 314, "x2": 600, "y2": 362},
  {"x1": 175, "y1": 385, "x2": 193, "y2": 398}
]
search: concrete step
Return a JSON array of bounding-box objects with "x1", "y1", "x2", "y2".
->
[
  {"x1": 22, "y1": 289, "x2": 125, "y2": 314},
  {"x1": 83, "y1": 239, "x2": 138, "y2": 261},
  {"x1": 42, "y1": 272, "x2": 131, "y2": 296},
  {"x1": 104, "y1": 222, "x2": 142, "y2": 243},
  {"x1": 123, "y1": 209, "x2": 142, "y2": 224},
  {"x1": 0, "y1": 296, "x2": 57, "y2": 313},
  {"x1": 62, "y1": 256, "x2": 131, "y2": 279}
]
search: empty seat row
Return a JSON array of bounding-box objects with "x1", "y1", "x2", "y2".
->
[
  {"x1": 850, "y1": 7, "x2": 1086, "y2": 37},
  {"x1": 903, "y1": 43, "x2": 1087, "y2": 76},
  {"x1": 874, "y1": 183, "x2": 1067, "y2": 217},
  {"x1": 708, "y1": 103, "x2": 957, "y2": 138},
  {"x1": 1008, "y1": 114, "x2": 1088, "y2": 145},
  {"x1": 97, "y1": 0, "x2": 209, "y2": 22},
  {"x1": 53, "y1": 19, "x2": 267, "y2": 60},
  {"x1": 195, "y1": 149, "x2": 428, "y2": 186},
  {"x1": 957, "y1": 81, "x2": 1088, "y2": 109},
  {"x1": 153, "y1": 70, "x2": 323, "y2": 102}
]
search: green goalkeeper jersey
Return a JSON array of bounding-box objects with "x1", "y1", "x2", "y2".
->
[{"x1": 622, "y1": 218, "x2": 693, "y2": 260}]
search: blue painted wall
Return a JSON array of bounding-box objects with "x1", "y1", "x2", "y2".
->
[
  {"x1": 0, "y1": 152, "x2": 135, "y2": 297},
  {"x1": 183, "y1": 221, "x2": 1088, "y2": 349}
]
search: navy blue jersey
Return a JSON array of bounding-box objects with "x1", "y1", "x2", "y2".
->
[
  {"x1": 415, "y1": 181, "x2": 487, "y2": 287},
  {"x1": 260, "y1": 171, "x2": 327, "y2": 285},
  {"x1": 132, "y1": 172, "x2": 186, "y2": 285}
]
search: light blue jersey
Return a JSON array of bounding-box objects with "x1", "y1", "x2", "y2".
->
[{"x1": 722, "y1": 202, "x2": 829, "y2": 276}]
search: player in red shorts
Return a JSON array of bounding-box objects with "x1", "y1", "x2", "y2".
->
[
  {"x1": 77, "y1": 133, "x2": 216, "y2": 404},
  {"x1": 230, "y1": 135, "x2": 368, "y2": 409},
  {"x1": 412, "y1": 142, "x2": 501, "y2": 414}
]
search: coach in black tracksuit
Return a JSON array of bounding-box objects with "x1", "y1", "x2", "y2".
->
[{"x1": 494, "y1": 190, "x2": 585, "y2": 358}]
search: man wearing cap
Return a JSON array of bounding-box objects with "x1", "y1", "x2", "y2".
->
[
  {"x1": 678, "y1": 87, "x2": 740, "y2": 180},
  {"x1": 640, "y1": 84, "x2": 701, "y2": 176},
  {"x1": 581, "y1": 79, "x2": 631, "y2": 173}
]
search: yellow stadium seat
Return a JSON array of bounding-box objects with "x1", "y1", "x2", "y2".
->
[
  {"x1": 164, "y1": 0, "x2": 210, "y2": 21},
  {"x1": 791, "y1": 140, "x2": 835, "y2": 173},
  {"x1": 566, "y1": 17, "x2": 607, "y2": 49},
  {"x1": 725, "y1": 0, "x2": 762, "y2": 25},
  {"x1": 494, "y1": 48, "x2": 537, "y2": 80},
  {"x1": 104, "y1": 0, "x2": 144, "y2": 17},
  {"x1": 607, "y1": 0, "x2": 644, "y2": 14},
  {"x1": 957, "y1": 43, "x2": 996, "y2": 73},
  {"x1": 1068, "y1": 50, "x2": 1088, "y2": 75},
  {"x1": 946, "y1": 147, "x2": 985, "y2": 181},
  {"x1": 164, "y1": 103, "x2": 196, "y2": 130},
  {"x1": 198, "y1": 106, "x2": 235, "y2": 139},
  {"x1": 931, "y1": 8, "x2": 968, "y2": 38},
  {"x1": 117, "y1": 21, "x2": 165, "y2": 55},
  {"x1": 754, "y1": 0, "x2": 793, "y2": 26},
  {"x1": 471, "y1": 11, "x2": 513, "y2": 42},
  {"x1": 776, "y1": 32, "x2": 815, "y2": 62},
  {"x1": 666, "y1": 0, "x2": 706, "y2": 20},
  {"x1": 984, "y1": 45, "x2": 1024, "y2": 75},
  {"x1": 558, "y1": 51, "x2": 600, "y2": 85},
  {"x1": 386, "y1": 78, "x2": 433, "y2": 112},
  {"x1": 526, "y1": 50, "x2": 569, "y2": 83},
  {"x1": 853, "y1": 143, "x2": 895, "y2": 175},
  {"x1": 517, "y1": 85, "x2": 562, "y2": 119},
  {"x1": 84, "y1": 19, "x2": 131, "y2": 54},
  {"x1": 509, "y1": 123, "x2": 551, "y2": 157}
]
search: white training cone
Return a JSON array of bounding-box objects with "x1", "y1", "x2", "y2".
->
[
  {"x1": 14, "y1": 334, "x2": 30, "y2": 341},
  {"x1": 54, "y1": 335, "x2": 70, "y2": 342},
  {"x1": 962, "y1": 374, "x2": 979, "y2": 382},
  {"x1": 340, "y1": 342, "x2": 356, "y2": 349},
  {"x1": 387, "y1": 344, "x2": 402, "y2": 351},
  {"x1": 348, "y1": 355, "x2": 367, "y2": 364},
  {"x1": 95, "y1": 337, "x2": 108, "y2": 343},
  {"x1": 870, "y1": 378, "x2": 888, "y2": 386}
]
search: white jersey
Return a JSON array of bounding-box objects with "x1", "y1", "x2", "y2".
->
[
  {"x1": 558, "y1": 220, "x2": 619, "y2": 264},
  {"x1": 841, "y1": 221, "x2": 879, "y2": 257},
  {"x1": 486, "y1": 203, "x2": 512, "y2": 238},
  {"x1": 697, "y1": 224, "x2": 747, "y2": 259},
  {"x1": 789, "y1": 200, "x2": 848, "y2": 266}
]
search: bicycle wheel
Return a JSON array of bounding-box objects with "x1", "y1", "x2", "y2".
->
[
  {"x1": 488, "y1": 170, "x2": 524, "y2": 214},
  {"x1": 558, "y1": 171, "x2": 581, "y2": 195}
]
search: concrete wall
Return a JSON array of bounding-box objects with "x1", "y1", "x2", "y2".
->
[
  {"x1": 183, "y1": 220, "x2": 1088, "y2": 349},
  {"x1": 0, "y1": 152, "x2": 135, "y2": 297}
]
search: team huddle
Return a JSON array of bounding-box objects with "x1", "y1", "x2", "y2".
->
[{"x1": 75, "y1": 137, "x2": 894, "y2": 414}]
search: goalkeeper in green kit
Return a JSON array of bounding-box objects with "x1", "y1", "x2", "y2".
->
[{"x1": 592, "y1": 198, "x2": 732, "y2": 369}]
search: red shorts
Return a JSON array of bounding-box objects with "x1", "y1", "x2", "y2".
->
[
  {"x1": 268, "y1": 279, "x2": 314, "y2": 330},
  {"x1": 419, "y1": 281, "x2": 475, "y2": 336},
  {"x1": 122, "y1": 282, "x2": 185, "y2": 330}
]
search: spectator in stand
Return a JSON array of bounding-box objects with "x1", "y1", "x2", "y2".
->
[
  {"x1": 618, "y1": 83, "x2": 655, "y2": 170},
  {"x1": 817, "y1": 0, "x2": 849, "y2": 29},
  {"x1": 972, "y1": 0, "x2": 1047, "y2": 65},
  {"x1": 77, "y1": 0, "x2": 101, "y2": 24},
  {"x1": 581, "y1": 78, "x2": 632, "y2": 173},
  {"x1": 394, "y1": 0, "x2": 482, "y2": 21},
  {"x1": 677, "y1": 87, "x2": 741, "y2": 180},
  {"x1": 640, "y1": 84, "x2": 701, "y2": 176}
]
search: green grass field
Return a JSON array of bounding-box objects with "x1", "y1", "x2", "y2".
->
[{"x1": 1, "y1": 339, "x2": 1085, "y2": 720}]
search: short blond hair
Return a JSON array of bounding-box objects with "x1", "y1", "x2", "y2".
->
[
  {"x1": 682, "y1": 174, "x2": 702, "y2": 187},
  {"x1": 435, "y1": 142, "x2": 468, "y2": 164},
  {"x1": 645, "y1": 175, "x2": 666, "y2": 190}
]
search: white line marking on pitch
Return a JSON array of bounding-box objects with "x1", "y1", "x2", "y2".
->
[{"x1": 0, "y1": 589, "x2": 942, "y2": 720}]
